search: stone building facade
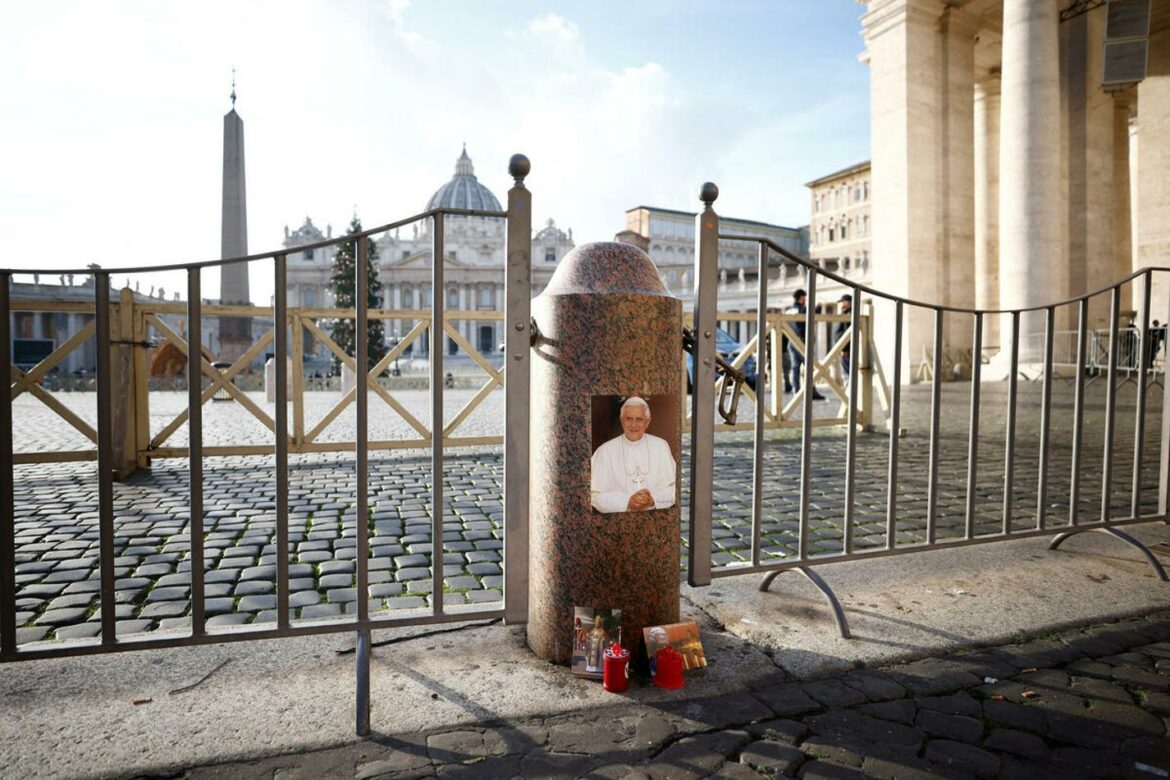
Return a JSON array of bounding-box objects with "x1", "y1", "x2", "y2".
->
[
  {"x1": 807, "y1": 161, "x2": 872, "y2": 286},
  {"x1": 616, "y1": 206, "x2": 808, "y2": 344},
  {"x1": 860, "y1": 0, "x2": 1169, "y2": 374},
  {"x1": 281, "y1": 148, "x2": 575, "y2": 367}
]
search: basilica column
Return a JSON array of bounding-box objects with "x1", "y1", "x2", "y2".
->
[
  {"x1": 998, "y1": 0, "x2": 1062, "y2": 358},
  {"x1": 974, "y1": 71, "x2": 1001, "y2": 348},
  {"x1": 1135, "y1": 9, "x2": 1170, "y2": 316},
  {"x1": 1064, "y1": 5, "x2": 1118, "y2": 328},
  {"x1": 1113, "y1": 91, "x2": 1134, "y2": 294},
  {"x1": 861, "y1": 0, "x2": 975, "y2": 379}
]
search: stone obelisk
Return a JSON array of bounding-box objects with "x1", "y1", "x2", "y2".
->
[{"x1": 218, "y1": 77, "x2": 252, "y2": 362}]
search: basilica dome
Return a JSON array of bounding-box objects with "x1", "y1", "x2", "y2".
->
[{"x1": 425, "y1": 147, "x2": 503, "y2": 212}]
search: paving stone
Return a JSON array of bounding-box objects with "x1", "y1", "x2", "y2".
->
[
  {"x1": 914, "y1": 709, "x2": 984, "y2": 743},
  {"x1": 299, "y1": 604, "x2": 342, "y2": 620},
  {"x1": 647, "y1": 730, "x2": 752, "y2": 780},
  {"x1": 802, "y1": 679, "x2": 868, "y2": 709},
  {"x1": 206, "y1": 614, "x2": 250, "y2": 628},
  {"x1": 233, "y1": 580, "x2": 273, "y2": 596},
  {"x1": 840, "y1": 671, "x2": 906, "y2": 702},
  {"x1": 752, "y1": 683, "x2": 821, "y2": 717},
  {"x1": 923, "y1": 739, "x2": 1000, "y2": 778},
  {"x1": 395, "y1": 567, "x2": 430, "y2": 582},
  {"x1": 53, "y1": 623, "x2": 103, "y2": 640},
  {"x1": 738, "y1": 740, "x2": 805, "y2": 776},
  {"x1": 805, "y1": 710, "x2": 923, "y2": 751},
  {"x1": 856, "y1": 698, "x2": 917, "y2": 725},
  {"x1": 34, "y1": 608, "x2": 90, "y2": 626},
  {"x1": 983, "y1": 699, "x2": 1049, "y2": 736},
  {"x1": 289, "y1": 591, "x2": 320, "y2": 608},
  {"x1": 327, "y1": 588, "x2": 357, "y2": 604},
  {"x1": 982, "y1": 728, "x2": 1048, "y2": 759},
  {"x1": 138, "y1": 601, "x2": 188, "y2": 619},
  {"x1": 237, "y1": 595, "x2": 277, "y2": 612},
  {"x1": 145, "y1": 586, "x2": 189, "y2": 602}
]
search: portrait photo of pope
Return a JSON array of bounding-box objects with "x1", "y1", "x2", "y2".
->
[{"x1": 590, "y1": 395, "x2": 678, "y2": 514}]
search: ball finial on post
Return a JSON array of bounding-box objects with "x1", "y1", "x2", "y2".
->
[
  {"x1": 509, "y1": 154, "x2": 531, "y2": 185},
  {"x1": 699, "y1": 182, "x2": 719, "y2": 208}
]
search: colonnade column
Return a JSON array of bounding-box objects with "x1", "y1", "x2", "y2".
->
[
  {"x1": 1112, "y1": 91, "x2": 1134, "y2": 294},
  {"x1": 974, "y1": 71, "x2": 1001, "y2": 349},
  {"x1": 998, "y1": 0, "x2": 1063, "y2": 358},
  {"x1": 1135, "y1": 14, "x2": 1170, "y2": 319}
]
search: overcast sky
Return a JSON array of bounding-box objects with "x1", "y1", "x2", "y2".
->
[{"x1": 0, "y1": 0, "x2": 870, "y2": 303}]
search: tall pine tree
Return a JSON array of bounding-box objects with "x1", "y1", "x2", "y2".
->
[{"x1": 329, "y1": 215, "x2": 387, "y2": 372}]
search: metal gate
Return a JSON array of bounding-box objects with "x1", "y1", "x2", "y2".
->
[
  {"x1": 0, "y1": 155, "x2": 535, "y2": 736},
  {"x1": 686, "y1": 182, "x2": 1169, "y2": 639}
]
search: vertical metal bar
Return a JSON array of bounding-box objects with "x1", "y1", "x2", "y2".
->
[
  {"x1": 1102, "y1": 286, "x2": 1121, "y2": 523},
  {"x1": 688, "y1": 185, "x2": 719, "y2": 586},
  {"x1": 355, "y1": 627, "x2": 370, "y2": 736},
  {"x1": 1036, "y1": 306, "x2": 1055, "y2": 529},
  {"x1": 886, "y1": 302, "x2": 903, "y2": 549},
  {"x1": 274, "y1": 256, "x2": 290, "y2": 628},
  {"x1": 1070, "y1": 299, "x2": 1089, "y2": 525},
  {"x1": 843, "y1": 288, "x2": 861, "y2": 554},
  {"x1": 355, "y1": 237, "x2": 370, "y2": 624},
  {"x1": 1161, "y1": 274, "x2": 1170, "y2": 517},
  {"x1": 965, "y1": 313, "x2": 983, "y2": 539},
  {"x1": 926, "y1": 309, "x2": 943, "y2": 544},
  {"x1": 797, "y1": 272, "x2": 817, "y2": 561},
  {"x1": 94, "y1": 272, "x2": 116, "y2": 644},
  {"x1": 1002, "y1": 312, "x2": 1019, "y2": 534},
  {"x1": 750, "y1": 242, "x2": 768, "y2": 566},
  {"x1": 430, "y1": 214, "x2": 445, "y2": 614},
  {"x1": 0, "y1": 273, "x2": 14, "y2": 654},
  {"x1": 1132, "y1": 271, "x2": 1152, "y2": 517},
  {"x1": 186, "y1": 269, "x2": 205, "y2": 637},
  {"x1": 503, "y1": 157, "x2": 532, "y2": 624}
]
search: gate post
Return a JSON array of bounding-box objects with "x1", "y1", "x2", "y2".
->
[
  {"x1": 503, "y1": 154, "x2": 532, "y2": 624},
  {"x1": 111, "y1": 287, "x2": 142, "y2": 479},
  {"x1": 527, "y1": 241, "x2": 682, "y2": 664},
  {"x1": 688, "y1": 183, "x2": 720, "y2": 587},
  {"x1": 859, "y1": 299, "x2": 875, "y2": 430}
]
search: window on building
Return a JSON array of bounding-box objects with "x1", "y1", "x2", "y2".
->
[
  {"x1": 448, "y1": 287, "x2": 458, "y2": 309},
  {"x1": 304, "y1": 288, "x2": 315, "y2": 307},
  {"x1": 667, "y1": 270, "x2": 677, "y2": 286},
  {"x1": 828, "y1": 227, "x2": 835, "y2": 242},
  {"x1": 863, "y1": 182, "x2": 869, "y2": 200},
  {"x1": 855, "y1": 185, "x2": 861, "y2": 202},
  {"x1": 16, "y1": 313, "x2": 33, "y2": 338},
  {"x1": 304, "y1": 248, "x2": 314, "y2": 262},
  {"x1": 841, "y1": 222, "x2": 848, "y2": 240},
  {"x1": 545, "y1": 248, "x2": 556, "y2": 263},
  {"x1": 402, "y1": 287, "x2": 414, "y2": 308},
  {"x1": 479, "y1": 286, "x2": 492, "y2": 308},
  {"x1": 402, "y1": 250, "x2": 410, "y2": 259}
]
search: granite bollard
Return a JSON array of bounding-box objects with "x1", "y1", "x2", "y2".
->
[{"x1": 527, "y1": 241, "x2": 682, "y2": 665}]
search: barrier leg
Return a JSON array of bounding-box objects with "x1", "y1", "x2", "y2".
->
[
  {"x1": 759, "y1": 566, "x2": 852, "y2": 639},
  {"x1": 356, "y1": 627, "x2": 371, "y2": 736},
  {"x1": 1047, "y1": 527, "x2": 1169, "y2": 581}
]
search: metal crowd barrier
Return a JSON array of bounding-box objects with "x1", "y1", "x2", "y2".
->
[
  {"x1": 687, "y1": 182, "x2": 1170, "y2": 638},
  {"x1": 0, "y1": 154, "x2": 535, "y2": 737}
]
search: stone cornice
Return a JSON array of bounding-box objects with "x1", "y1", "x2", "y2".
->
[{"x1": 861, "y1": 0, "x2": 949, "y2": 41}]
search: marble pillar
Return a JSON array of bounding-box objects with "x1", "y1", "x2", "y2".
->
[
  {"x1": 974, "y1": 72, "x2": 1001, "y2": 348},
  {"x1": 1113, "y1": 92, "x2": 1134, "y2": 307},
  {"x1": 1063, "y1": 5, "x2": 1117, "y2": 329},
  {"x1": 1135, "y1": 9, "x2": 1170, "y2": 318},
  {"x1": 998, "y1": 0, "x2": 1062, "y2": 358},
  {"x1": 527, "y1": 242, "x2": 681, "y2": 665},
  {"x1": 862, "y1": 0, "x2": 976, "y2": 380}
]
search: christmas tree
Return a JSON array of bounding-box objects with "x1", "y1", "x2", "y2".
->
[{"x1": 329, "y1": 216, "x2": 387, "y2": 372}]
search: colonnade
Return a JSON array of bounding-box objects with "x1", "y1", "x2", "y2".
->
[{"x1": 862, "y1": 0, "x2": 1169, "y2": 372}]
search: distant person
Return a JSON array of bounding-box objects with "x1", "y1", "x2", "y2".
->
[
  {"x1": 1150, "y1": 320, "x2": 1166, "y2": 368},
  {"x1": 786, "y1": 289, "x2": 825, "y2": 400},
  {"x1": 836, "y1": 293, "x2": 853, "y2": 378},
  {"x1": 591, "y1": 397, "x2": 676, "y2": 513}
]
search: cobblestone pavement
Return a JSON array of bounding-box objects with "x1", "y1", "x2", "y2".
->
[
  {"x1": 10, "y1": 379, "x2": 1166, "y2": 643},
  {"x1": 183, "y1": 613, "x2": 1170, "y2": 779}
]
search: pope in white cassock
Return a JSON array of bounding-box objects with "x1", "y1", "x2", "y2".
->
[{"x1": 591, "y1": 396, "x2": 677, "y2": 513}]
